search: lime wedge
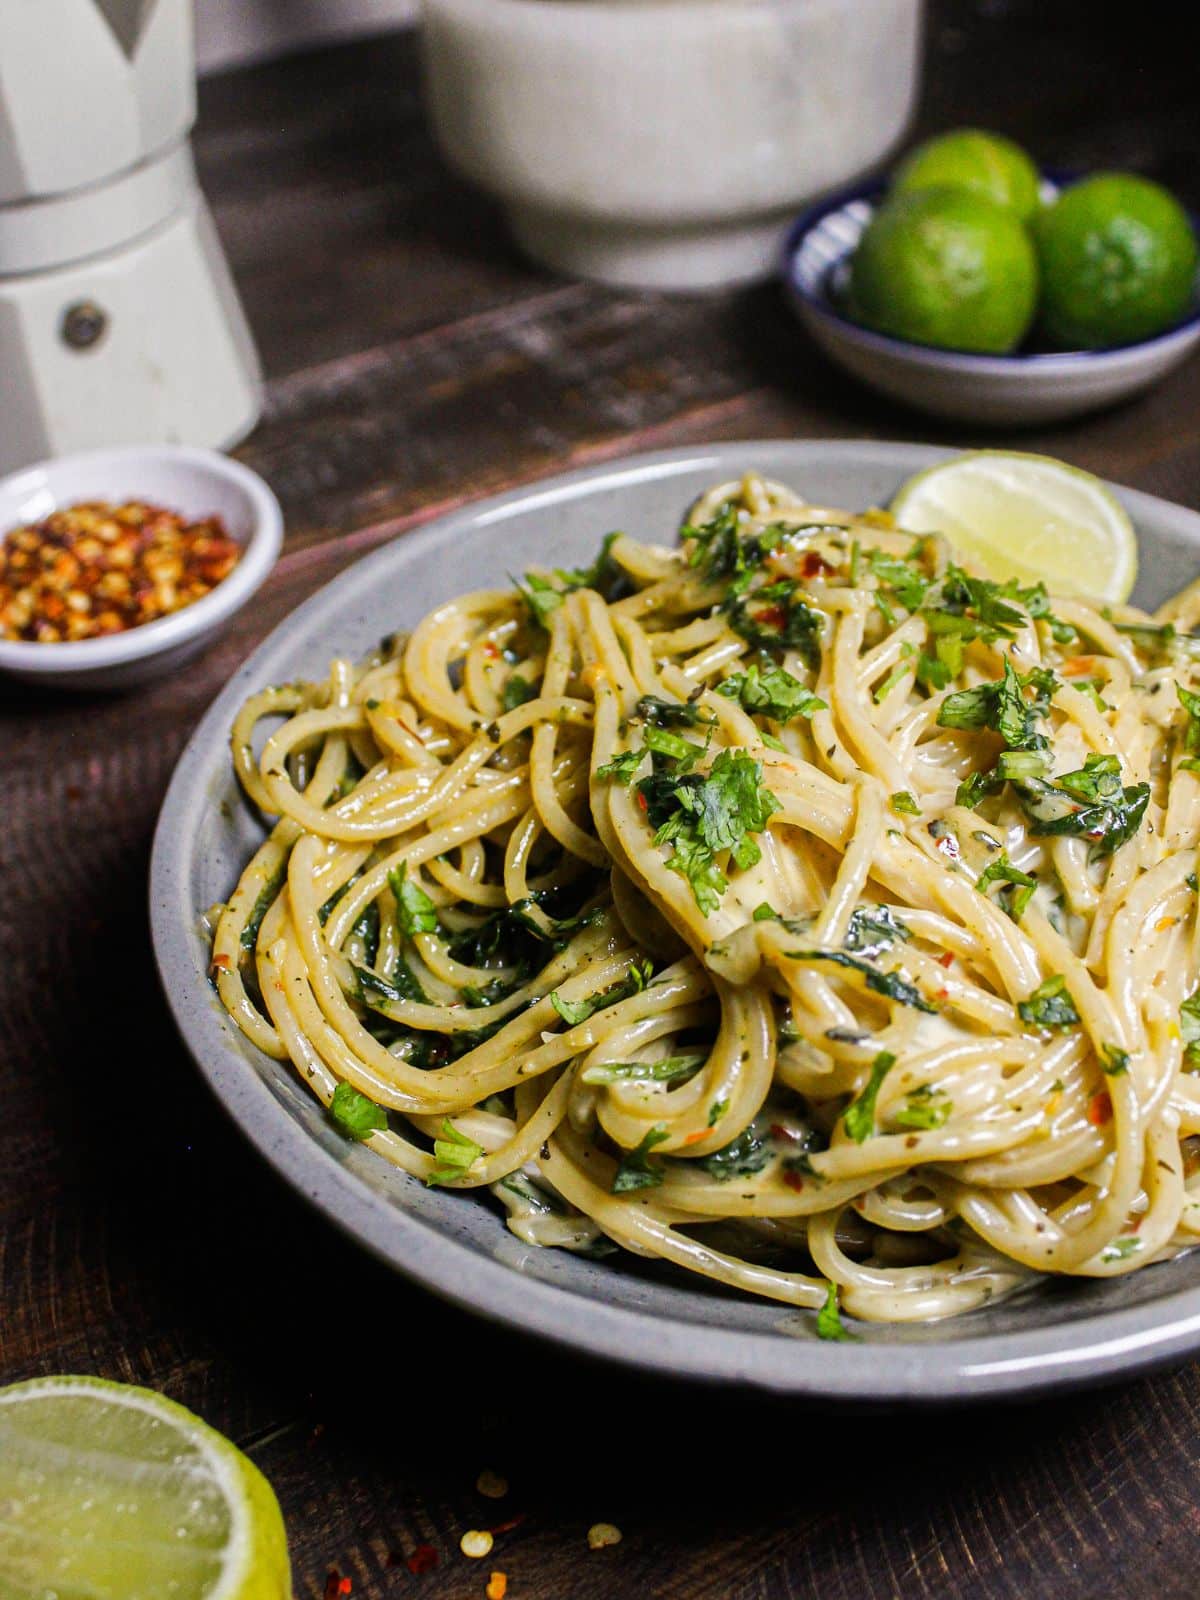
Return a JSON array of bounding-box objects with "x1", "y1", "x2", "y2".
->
[
  {"x1": 890, "y1": 450, "x2": 1137, "y2": 604},
  {"x1": 0, "y1": 1376, "x2": 291, "y2": 1600}
]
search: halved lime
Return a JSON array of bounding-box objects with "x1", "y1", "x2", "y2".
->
[
  {"x1": 0, "y1": 1375, "x2": 292, "y2": 1600},
  {"x1": 890, "y1": 451, "x2": 1137, "y2": 604}
]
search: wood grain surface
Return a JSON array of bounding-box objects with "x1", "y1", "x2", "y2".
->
[{"x1": 5, "y1": 4, "x2": 1200, "y2": 1595}]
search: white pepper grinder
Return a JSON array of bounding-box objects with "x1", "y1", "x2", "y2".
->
[{"x1": 0, "y1": 0, "x2": 262, "y2": 474}]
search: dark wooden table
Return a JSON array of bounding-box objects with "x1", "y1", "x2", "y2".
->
[{"x1": 6, "y1": 4, "x2": 1200, "y2": 1595}]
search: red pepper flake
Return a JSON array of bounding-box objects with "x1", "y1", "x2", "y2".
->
[
  {"x1": 210, "y1": 953, "x2": 232, "y2": 973},
  {"x1": 482, "y1": 641, "x2": 500, "y2": 658},
  {"x1": 769, "y1": 1122, "x2": 802, "y2": 1142},
  {"x1": 937, "y1": 952, "x2": 954, "y2": 968},
  {"x1": 782, "y1": 1170, "x2": 806, "y2": 1192},
  {"x1": 755, "y1": 604, "x2": 789, "y2": 630},
  {"x1": 800, "y1": 551, "x2": 835, "y2": 578},
  {"x1": 1088, "y1": 1091, "x2": 1113, "y2": 1127},
  {"x1": 488, "y1": 1514, "x2": 528, "y2": 1537},
  {"x1": 636, "y1": 790, "x2": 648, "y2": 812},
  {"x1": 405, "y1": 1544, "x2": 440, "y2": 1574},
  {"x1": 323, "y1": 1574, "x2": 352, "y2": 1599}
]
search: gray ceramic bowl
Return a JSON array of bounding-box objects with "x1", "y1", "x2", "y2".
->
[{"x1": 151, "y1": 440, "x2": 1200, "y2": 1400}]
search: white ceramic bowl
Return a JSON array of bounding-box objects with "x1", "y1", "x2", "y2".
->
[
  {"x1": 783, "y1": 180, "x2": 1200, "y2": 426},
  {"x1": 0, "y1": 445, "x2": 282, "y2": 690},
  {"x1": 420, "y1": 0, "x2": 923, "y2": 291}
]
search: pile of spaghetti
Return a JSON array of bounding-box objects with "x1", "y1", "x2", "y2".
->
[{"x1": 210, "y1": 473, "x2": 1200, "y2": 1328}]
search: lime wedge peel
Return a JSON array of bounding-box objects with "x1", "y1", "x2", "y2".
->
[
  {"x1": 889, "y1": 449, "x2": 1138, "y2": 605},
  {"x1": 0, "y1": 1375, "x2": 292, "y2": 1600}
]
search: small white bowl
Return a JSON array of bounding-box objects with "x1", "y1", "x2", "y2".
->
[
  {"x1": 783, "y1": 180, "x2": 1200, "y2": 426},
  {"x1": 0, "y1": 445, "x2": 282, "y2": 690}
]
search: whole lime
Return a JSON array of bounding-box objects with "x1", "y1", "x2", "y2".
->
[
  {"x1": 847, "y1": 187, "x2": 1040, "y2": 354},
  {"x1": 893, "y1": 128, "x2": 1041, "y2": 224},
  {"x1": 1034, "y1": 173, "x2": 1198, "y2": 349}
]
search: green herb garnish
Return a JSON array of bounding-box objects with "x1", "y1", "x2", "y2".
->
[
  {"x1": 1017, "y1": 975, "x2": 1079, "y2": 1031},
  {"x1": 611, "y1": 1125, "x2": 669, "y2": 1192},
  {"x1": 330, "y1": 1082, "x2": 387, "y2": 1141},
  {"x1": 843, "y1": 1051, "x2": 896, "y2": 1143},
  {"x1": 427, "y1": 1118, "x2": 484, "y2": 1185}
]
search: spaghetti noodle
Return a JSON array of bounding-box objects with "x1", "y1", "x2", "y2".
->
[{"x1": 210, "y1": 473, "x2": 1200, "y2": 1327}]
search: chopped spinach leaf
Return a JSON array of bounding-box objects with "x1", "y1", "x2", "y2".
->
[
  {"x1": 551, "y1": 959, "x2": 653, "y2": 1027},
  {"x1": 789, "y1": 949, "x2": 934, "y2": 1012},
  {"x1": 389, "y1": 862, "x2": 439, "y2": 939},
  {"x1": 611, "y1": 1125, "x2": 669, "y2": 1192}
]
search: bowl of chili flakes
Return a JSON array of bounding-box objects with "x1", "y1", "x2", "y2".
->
[{"x1": 0, "y1": 446, "x2": 282, "y2": 690}]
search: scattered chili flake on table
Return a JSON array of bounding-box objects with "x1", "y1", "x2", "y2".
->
[
  {"x1": 395, "y1": 1543, "x2": 439, "y2": 1574},
  {"x1": 323, "y1": 1573, "x2": 352, "y2": 1599},
  {"x1": 0, "y1": 500, "x2": 241, "y2": 643},
  {"x1": 486, "y1": 1573, "x2": 508, "y2": 1599}
]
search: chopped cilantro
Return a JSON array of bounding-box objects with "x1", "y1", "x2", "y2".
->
[
  {"x1": 976, "y1": 852, "x2": 1037, "y2": 920},
  {"x1": 724, "y1": 580, "x2": 822, "y2": 663},
  {"x1": 708, "y1": 1098, "x2": 730, "y2": 1126},
  {"x1": 1178, "y1": 683, "x2": 1200, "y2": 764},
  {"x1": 1101, "y1": 1044, "x2": 1130, "y2": 1077},
  {"x1": 1181, "y1": 986, "x2": 1200, "y2": 1068},
  {"x1": 937, "y1": 659, "x2": 1053, "y2": 752},
  {"x1": 643, "y1": 725, "x2": 706, "y2": 770},
  {"x1": 843, "y1": 1051, "x2": 896, "y2": 1143},
  {"x1": 890, "y1": 791, "x2": 921, "y2": 816},
  {"x1": 514, "y1": 571, "x2": 563, "y2": 630},
  {"x1": 698, "y1": 1117, "x2": 772, "y2": 1180},
  {"x1": 389, "y1": 862, "x2": 439, "y2": 938},
  {"x1": 634, "y1": 694, "x2": 712, "y2": 729},
  {"x1": 611, "y1": 1125, "x2": 669, "y2": 1192},
  {"x1": 816, "y1": 1281, "x2": 853, "y2": 1341},
  {"x1": 596, "y1": 748, "x2": 645, "y2": 784},
  {"x1": 1016, "y1": 758, "x2": 1149, "y2": 858},
  {"x1": 329, "y1": 1082, "x2": 387, "y2": 1141},
  {"x1": 715, "y1": 664, "x2": 826, "y2": 722},
  {"x1": 426, "y1": 1118, "x2": 484, "y2": 1185},
  {"x1": 637, "y1": 749, "x2": 780, "y2": 914},
  {"x1": 1101, "y1": 1236, "x2": 1141, "y2": 1262},
  {"x1": 753, "y1": 901, "x2": 778, "y2": 922},
  {"x1": 894, "y1": 1085, "x2": 952, "y2": 1130},
  {"x1": 556, "y1": 531, "x2": 628, "y2": 601},
  {"x1": 1017, "y1": 975, "x2": 1079, "y2": 1031}
]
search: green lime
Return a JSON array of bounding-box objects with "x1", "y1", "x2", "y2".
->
[
  {"x1": 893, "y1": 128, "x2": 1041, "y2": 224},
  {"x1": 0, "y1": 1375, "x2": 292, "y2": 1600},
  {"x1": 848, "y1": 187, "x2": 1039, "y2": 354},
  {"x1": 1035, "y1": 173, "x2": 1198, "y2": 348}
]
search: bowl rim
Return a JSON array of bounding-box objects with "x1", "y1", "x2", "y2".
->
[
  {"x1": 781, "y1": 174, "x2": 1200, "y2": 371},
  {"x1": 0, "y1": 445, "x2": 283, "y2": 676}
]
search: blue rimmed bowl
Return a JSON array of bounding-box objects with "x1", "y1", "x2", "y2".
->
[{"x1": 782, "y1": 177, "x2": 1200, "y2": 427}]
